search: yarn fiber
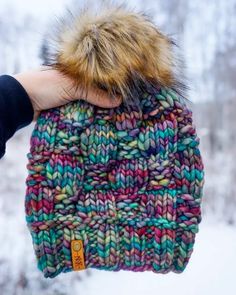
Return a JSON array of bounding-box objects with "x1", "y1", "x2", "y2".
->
[{"x1": 25, "y1": 85, "x2": 205, "y2": 278}]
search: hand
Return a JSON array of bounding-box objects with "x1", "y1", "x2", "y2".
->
[{"x1": 13, "y1": 66, "x2": 122, "y2": 121}]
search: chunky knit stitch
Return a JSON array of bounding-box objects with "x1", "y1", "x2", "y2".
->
[
  {"x1": 24, "y1": 5, "x2": 205, "y2": 278},
  {"x1": 25, "y1": 84, "x2": 204, "y2": 278}
]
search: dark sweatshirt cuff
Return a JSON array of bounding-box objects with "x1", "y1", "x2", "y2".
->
[
  {"x1": 0, "y1": 74, "x2": 34, "y2": 141},
  {"x1": 0, "y1": 135, "x2": 5, "y2": 159}
]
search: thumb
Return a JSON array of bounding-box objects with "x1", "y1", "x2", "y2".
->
[{"x1": 79, "y1": 86, "x2": 123, "y2": 108}]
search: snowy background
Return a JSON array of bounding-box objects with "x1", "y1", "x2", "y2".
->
[{"x1": 0, "y1": 0, "x2": 236, "y2": 294}]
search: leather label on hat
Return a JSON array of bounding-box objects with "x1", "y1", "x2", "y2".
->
[{"x1": 71, "y1": 240, "x2": 86, "y2": 271}]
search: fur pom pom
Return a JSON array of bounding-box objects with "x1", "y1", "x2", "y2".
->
[{"x1": 44, "y1": 2, "x2": 187, "y2": 107}]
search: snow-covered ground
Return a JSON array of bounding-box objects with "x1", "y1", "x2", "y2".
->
[
  {"x1": 1, "y1": 0, "x2": 236, "y2": 294},
  {"x1": 0, "y1": 126, "x2": 236, "y2": 295},
  {"x1": 0, "y1": 202, "x2": 235, "y2": 294},
  {"x1": 80, "y1": 220, "x2": 236, "y2": 295}
]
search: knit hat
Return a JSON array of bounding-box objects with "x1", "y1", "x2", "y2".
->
[{"x1": 25, "y1": 4, "x2": 205, "y2": 279}]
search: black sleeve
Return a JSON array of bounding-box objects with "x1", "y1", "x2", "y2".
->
[{"x1": 0, "y1": 75, "x2": 34, "y2": 159}]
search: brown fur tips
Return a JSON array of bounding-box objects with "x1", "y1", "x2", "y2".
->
[{"x1": 45, "y1": 4, "x2": 185, "y2": 105}]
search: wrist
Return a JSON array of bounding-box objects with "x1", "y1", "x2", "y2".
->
[{"x1": 13, "y1": 71, "x2": 38, "y2": 116}]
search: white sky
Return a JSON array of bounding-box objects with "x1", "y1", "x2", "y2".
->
[{"x1": 0, "y1": 0, "x2": 67, "y2": 19}]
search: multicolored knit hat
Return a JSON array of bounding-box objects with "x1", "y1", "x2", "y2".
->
[{"x1": 25, "y1": 4, "x2": 205, "y2": 279}]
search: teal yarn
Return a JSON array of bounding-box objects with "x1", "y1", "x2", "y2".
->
[
  {"x1": 25, "y1": 86, "x2": 205, "y2": 278},
  {"x1": 24, "y1": 4, "x2": 205, "y2": 278}
]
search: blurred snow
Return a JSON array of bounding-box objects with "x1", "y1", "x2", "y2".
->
[
  {"x1": 0, "y1": 0, "x2": 236, "y2": 294},
  {"x1": 0, "y1": 0, "x2": 66, "y2": 18},
  {"x1": 79, "y1": 221, "x2": 236, "y2": 295},
  {"x1": 1, "y1": 129, "x2": 236, "y2": 294}
]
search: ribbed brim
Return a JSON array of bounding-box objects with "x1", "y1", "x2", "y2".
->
[{"x1": 27, "y1": 202, "x2": 199, "y2": 278}]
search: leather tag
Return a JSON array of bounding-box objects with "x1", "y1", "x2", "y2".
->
[{"x1": 71, "y1": 240, "x2": 86, "y2": 271}]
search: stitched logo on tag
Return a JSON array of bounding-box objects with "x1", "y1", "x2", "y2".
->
[{"x1": 71, "y1": 240, "x2": 86, "y2": 271}]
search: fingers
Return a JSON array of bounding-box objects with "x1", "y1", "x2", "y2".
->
[
  {"x1": 15, "y1": 67, "x2": 123, "y2": 110},
  {"x1": 80, "y1": 86, "x2": 123, "y2": 108},
  {"x1": 37, "y1": 67, "x2": 123, "y2": 108}
]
